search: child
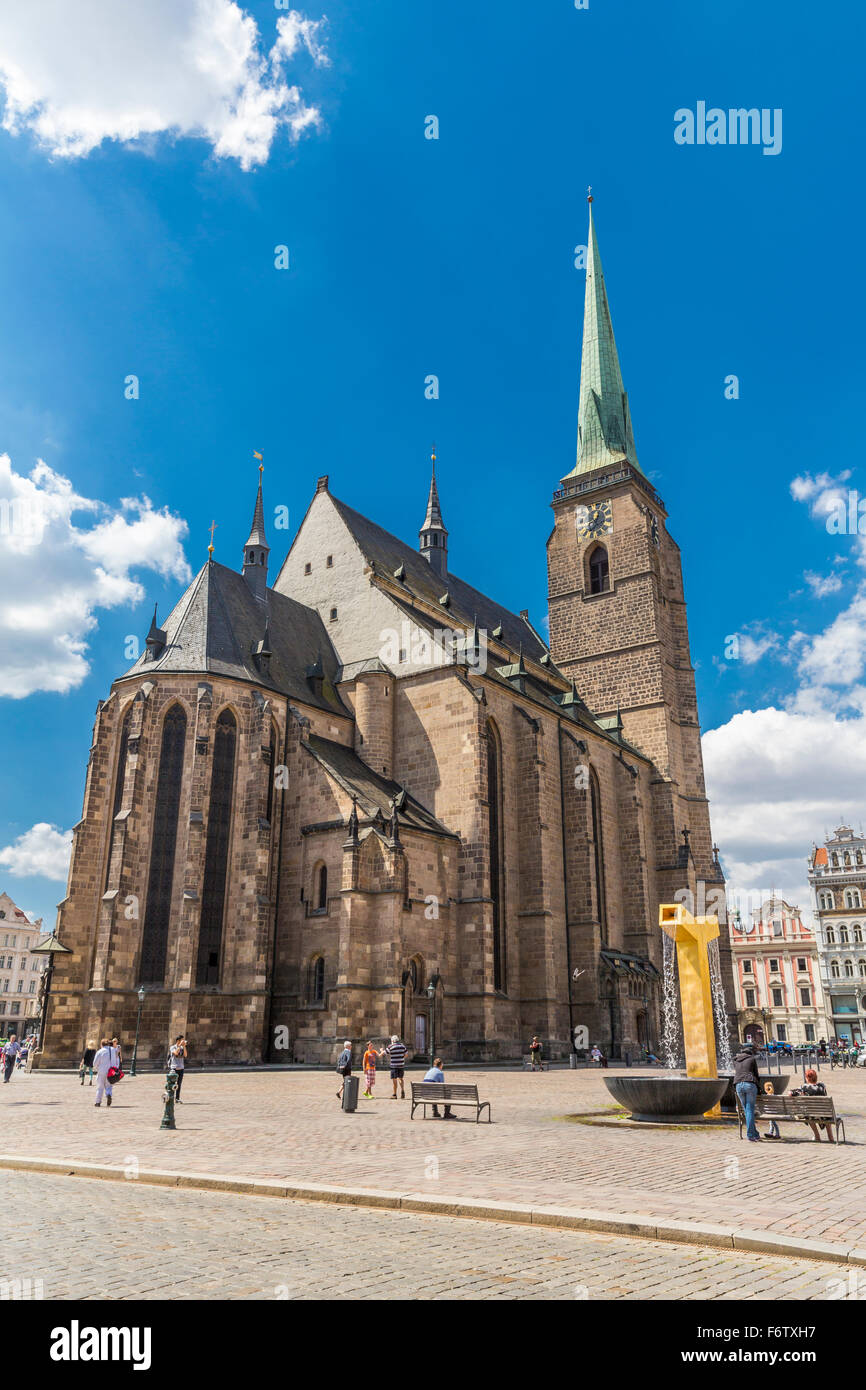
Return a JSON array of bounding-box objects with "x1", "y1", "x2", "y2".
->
[
  {"x1": 763, "y1": 1080, "x2": 780, "y2": 1139},
  {"x1": 362, "y1": 1041, "x2": 377, "y2": 1098}
]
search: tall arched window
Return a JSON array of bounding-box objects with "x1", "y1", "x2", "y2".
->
[
  {"x1": 196, "y1": 708, "x2": 237, "y2": 986},
  {"x1": 265, "y1": 721, "x2": 278, "y2": 827},
  {"x1": 589, "y1": 767, "x2": 607, "y2": 930},
  {"x1": 845, "y1": 888, "x2": 862, "y2": 909},
  {"x1": 311, "y1": 956, "x2": 325, "y2": 1003},
  {"x1": 315, "y1": 862, "x2": 328, "y2": 912},
  {"x1": 854, "y1": 925, "x2": 863, "y2": 943},
  {"x1": 826, "y1": 926, "x2": 835, "y2": 943},
  {"x1": 140, "y1": 703, "x2": 187, "y2": 984},
  {"x1": 820, "y1": 891, "x2": 835, "y2": 911},
  {"x1": 103, "y1": 707, "x2": 132, "y2": 891},
  {"x1": 844, "y1": 960, "x2": 854, "y2": 977},
  {"x1": 840, "y1": 925, "x2": 849, "y2": 943},
  {"x1": 831, "y1": 960, "x2": 841, "y2": 978},
  {"x1": 859, "y1": 959, "x2": 866, "y2": 978},
  {"x1": 486, "y1": 719, "x2": 505, "y2": 992},
  {"x1": 588, "y1": 545, "x2": 610, "y2": 595}
]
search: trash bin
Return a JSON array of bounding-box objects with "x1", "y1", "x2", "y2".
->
[
  {"x1": 569, "y1": 1053, "x2": 578, "y2": 1070},
  {"x1": 341, "y1": 1074, "x2": 359, "y2": 1112}
]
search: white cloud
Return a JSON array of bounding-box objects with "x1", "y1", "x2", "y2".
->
[
  {"x1": 804, "y1": 570, "x2": 844, "y2": 598},
  {"x1": 0, "y1": 822, "x2": 73, "y2": 881},
  {"x1": 0, "y1": 454, "x2": 190, "y2": 697},
  {"x1": 274, "y1": 11, "x2": 330, "y2": 67},
  {"x1": 790, "y1": 469, "x2": 851, "y2": 517},
  {"x1": 0, "y1": 1, "x2": 329, "y2": 170},
  {"x1": 737, "y1": 630, "x2": 780, "y2": 666},
  {"x1": 705, "y1": 706, "x2": 866, "y2": 923}
]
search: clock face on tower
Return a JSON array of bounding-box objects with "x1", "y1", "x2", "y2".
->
[{"x1": 576, "y1": 498, "x2": 612, "y2": 541}]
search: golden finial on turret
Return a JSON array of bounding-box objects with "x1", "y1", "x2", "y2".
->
[{"x1": 207, "y1": 519, "x2": 218, "y2": 557}]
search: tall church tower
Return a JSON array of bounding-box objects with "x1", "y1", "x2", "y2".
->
[{"x1": 547, "y1": 195, "x2": 725, "y2": 922}]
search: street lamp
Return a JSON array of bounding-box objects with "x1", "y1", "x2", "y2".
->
[
  {"x1": 131, "y1": 987, "x2": 146, "y2": 1076},
  {"x1": 426, "y1": 976, "x2": 440, "y2": 1068}
]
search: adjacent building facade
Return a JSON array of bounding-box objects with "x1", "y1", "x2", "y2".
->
[
  {"x1": 728, "y1": 896, "x2": 825, "y2": 1046},
  {"x1": 40, "y1": 200, "x2": 733, "y2": 1067},
  {"x1": 809, "y1": 825, "x2": 866, "y2": 1045},
  {"x1": 0, "y1": 891, "x2": 44, "y2": 1038}
]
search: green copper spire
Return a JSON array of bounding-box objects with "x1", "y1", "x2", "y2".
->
[{"x1": 563, "y1": 195, "x2": 640, "y2": 479}]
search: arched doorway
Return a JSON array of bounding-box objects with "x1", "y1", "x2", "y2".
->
[{"x1": 743, "y1": 1023, "x2": 764, "y2": 1045}]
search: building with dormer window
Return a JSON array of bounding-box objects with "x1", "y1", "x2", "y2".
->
[
  {"x1": 809, "y1": 826, "x2": 866, "y2": 1044},
  {"x1": 728, "y1": 896, "x2": 825, "y2": 1046}
]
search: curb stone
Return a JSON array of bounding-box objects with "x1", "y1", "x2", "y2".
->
[{"x1": 0, "y1": 1152, "x2": 861, "y2": 1266}]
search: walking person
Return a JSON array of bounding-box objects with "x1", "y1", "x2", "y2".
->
[
  {"x1": 529, "y1": 1036, "x2": 543, "y2": 1071},
  {"x1": 734, "y1": 1041, "x2": 761, "y2": 1142},
  {"x1": 168, "y1": 1035, "x2": 187, "y2": 1102},
  {"x1": 79, "y1": 1042, "x2": 96, "y2": 1086},
  {"x1": 335, "y1": 1040, "x2": 353, "y2": 1100},
  {"x1": 93, "y1": 1037, "x2": 120, "y2": 1108},
  {"x1": 2, "y1": 1033, "x2": 22, "y2": 1083},
  {"x1": 424, "y1": 1057, "x2": 455, "y2": 1119},
  {"x1": 362, "y1": 1041, "x2": 377, "y2": 1098},
  {"x1": 380, "y1": 1035, "x2": 408, "y2": 1099}
]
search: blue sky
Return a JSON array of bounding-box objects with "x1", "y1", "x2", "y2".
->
[{"x1": 0, "y1": 0, "x2": 864, "y2": 927}]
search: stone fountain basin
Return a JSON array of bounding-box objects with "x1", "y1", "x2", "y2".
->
[
  {"x1": 718, "y1": 1073, "x2": 791, "y2": 1112},
  {"x1": 604, "y1": 1074, "x2": 728, "y2": 1122}
]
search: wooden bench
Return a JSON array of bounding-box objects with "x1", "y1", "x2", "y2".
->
[
  {"x1": 410, "y1": 1081, "x2": 492, "y2": 1123},
  {"x1": 522, "y1": 1053, "x2": 547, "y2": 1071},
  {"x1": 736, "y1": 1093, "x2": 846, "y2": 1143}
]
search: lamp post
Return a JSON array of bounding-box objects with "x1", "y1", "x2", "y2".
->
[
  {"x1": 131, "y1": 987, "x2": 146, "y2": 1076},
  {"x1": 426, "y1": 977, "x2": 438, "y2": 1068}
]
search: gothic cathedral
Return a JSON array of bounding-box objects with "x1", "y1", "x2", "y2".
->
[{"x1": 43, "y1": 202, "x2": 733, "y2": 1065}]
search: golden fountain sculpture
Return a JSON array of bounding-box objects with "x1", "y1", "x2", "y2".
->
[{"x1": 659, "y1": 902, "x2": 721, "y2": 1115}]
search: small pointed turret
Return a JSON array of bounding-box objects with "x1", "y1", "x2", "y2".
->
[
  {"x1": 419, "y1": 447, "x2": 448, "y2": 578},
  {"x1": 145, "y1": 603, "x2": 167, "y2": 661},
  {"x1": 242, "y1": 463, "x2": 270, "y2": 601},
  {"x1": 563, "y1": 193, "x2": 640, "y2": 480}
]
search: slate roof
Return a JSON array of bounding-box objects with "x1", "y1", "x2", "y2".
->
[
  {"x1": 302, "y1": 734, "x2": 457, "y2": 837},
  {"x1": 119, "y1": 561, "x2": 347, "y2": 715},
  {"x1": 329, "y1": 494, "x2": 550, "y2": 663}
]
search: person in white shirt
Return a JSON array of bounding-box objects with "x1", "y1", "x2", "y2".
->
[
  {"x1": 168, "y1": 1036, "x2": 187, "y2": 1101},
  {"x1": 93, "y1": 1037, "x2": 120, "y2": 1107}
]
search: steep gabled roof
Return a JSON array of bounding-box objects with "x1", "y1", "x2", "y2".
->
[
  {"x1": 329, "y1": 493, "x2": 549, "y2": 663},
  {"x1": 120, "y1": 561, "x2": 347, "y2": 715},
  {"x1": 302, "y1": 734, "x2": 457, "y2": 837}
]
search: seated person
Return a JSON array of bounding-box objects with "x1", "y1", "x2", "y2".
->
[
  {"x1": 763, "y1": 1080, "x2": 781, "y2": 1139},
  {"x1": 791, "y1": 1069, "x2": 836, "y2": 1143},
  {"x1": 423, "y1": 1058, "x2": 455, "y2": 1119}
]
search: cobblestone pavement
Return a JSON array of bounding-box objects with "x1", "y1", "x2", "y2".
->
[
  {"x1": 0, "y1": 1171, "x2": 852, "y2": 1301},
  {"x1": 2, "y1": 1066, "x2": 864, "y2": 1249}
]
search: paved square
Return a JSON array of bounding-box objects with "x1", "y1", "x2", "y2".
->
[{"x1": 2, "y1": 1064, "x2": 865, "y2": 1252}]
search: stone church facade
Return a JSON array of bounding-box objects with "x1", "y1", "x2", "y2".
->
[{"x1": 42, "y1": 201, "x2": 732, "y2": 1066}]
